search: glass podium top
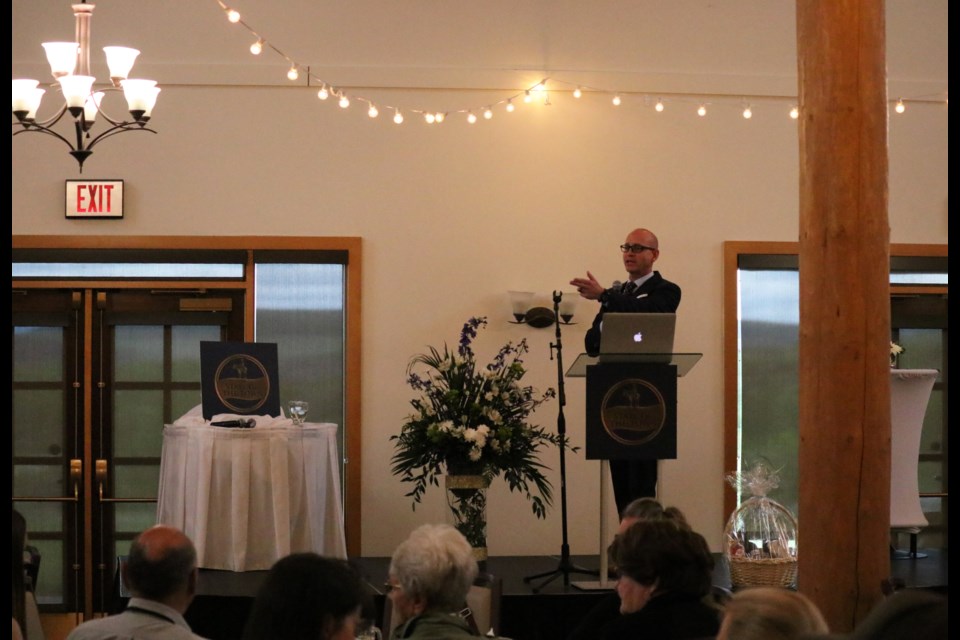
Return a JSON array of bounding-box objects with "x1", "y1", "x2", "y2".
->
[{"x1": 566, "y1": 353, "x2": 703, "y2": 377}]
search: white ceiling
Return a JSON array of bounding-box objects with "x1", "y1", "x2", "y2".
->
[{"x1": 13, "y1": 1, "x2": 948, "y2": 100}]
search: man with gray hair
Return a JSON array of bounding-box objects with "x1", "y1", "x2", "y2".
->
[{"x1": 67, "y1": 524, "x2": 208, "y2": 640}]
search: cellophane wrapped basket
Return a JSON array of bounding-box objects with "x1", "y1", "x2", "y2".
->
[{"x1": 724, "y1": 461, "x2": 798, "y2": 588}]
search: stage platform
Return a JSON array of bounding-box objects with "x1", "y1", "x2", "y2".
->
[{"x1": 171, "y1": 550, "x2": 947, "y2": 640}]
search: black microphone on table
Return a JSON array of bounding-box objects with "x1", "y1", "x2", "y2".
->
[{"x1": 210, "y1": 418, "x2": 256, "y2": 428}]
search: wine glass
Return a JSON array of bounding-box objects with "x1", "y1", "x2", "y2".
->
[
  {"x1": 287, "y1": 400, "x2": 309, "y2": 426},
  {"x1": 355, "y1": 619, "x2": 382, "y2": 640}
]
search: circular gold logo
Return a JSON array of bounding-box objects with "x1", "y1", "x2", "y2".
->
[
  {"x1": 600, "y1": 379, "x2": 666, "y2": 446},
  {"x1": 214, "y1": 354, "x2": 271, "y2": 414}
]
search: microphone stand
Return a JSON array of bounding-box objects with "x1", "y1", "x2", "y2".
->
[{"x1": 523, "y1": 291, "x2": 598, "y2": 593}]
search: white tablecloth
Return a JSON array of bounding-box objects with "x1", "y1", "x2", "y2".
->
[
  {"x1": 889, "y1": 368, "x2": 938, "y2": 529},
  {"x1": 156, "y1": 421, "x2": 347, "y2": 571}
]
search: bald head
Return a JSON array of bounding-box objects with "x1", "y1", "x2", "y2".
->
[
  {"x1": 124, "y1": 525, "x2": 197, "y2": 608},
  {"x1": 626, "y1": 228, "x2": 659, "y2": 250}
]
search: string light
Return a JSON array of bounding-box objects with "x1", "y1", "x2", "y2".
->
[
  {"x1": 210, "y1": 1, "x2": 944, "y2": 128},
  {"x1": 435, "y1": 112, "x2": 445, "y2": 123},
  {"x1": 424, "y1": 112, "x2": 435, "y2": 124},
  {"x1": 367, "y1": 103, "x2": 378, "y2": 118}
]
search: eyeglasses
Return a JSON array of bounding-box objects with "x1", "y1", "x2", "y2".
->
[
  {"x1": 383, "y1": 581, "x2": 401, "y2": 594},
  {"x1": 620, "y1": 243, "x2": 655, "y2": 254}
]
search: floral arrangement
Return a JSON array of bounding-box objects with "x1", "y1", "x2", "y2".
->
[
  {"x1": 390, "y1": 317, "x2": 570, "y2": 520},
  {"x1": 890, "y1": 341, "x2": 904, "y2": 366}
]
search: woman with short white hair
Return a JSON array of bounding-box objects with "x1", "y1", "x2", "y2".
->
[{"x1": 386, "y1": 523, "x2": 484, "y2": 639}]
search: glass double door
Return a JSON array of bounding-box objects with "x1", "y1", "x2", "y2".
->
[{"x1": 12, "y1": 286, "x2": 245, "y2": 616}]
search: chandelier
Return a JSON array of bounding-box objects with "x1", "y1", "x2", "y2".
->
[{"x1": 12, "y1": 1, "x2": 160, "y2": 173}]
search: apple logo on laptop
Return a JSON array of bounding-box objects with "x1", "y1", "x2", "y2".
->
[{"x1": 633, "y1": 331, "x2": 643, "y2": 342}]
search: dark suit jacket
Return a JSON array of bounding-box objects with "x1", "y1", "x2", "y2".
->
[{"x1": 584, "y1": 271, "x2": 682, "y2": 356}]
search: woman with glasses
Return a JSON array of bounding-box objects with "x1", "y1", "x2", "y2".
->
[{"x1": 386, "y1": 524, "x2": 494, "y2": 639}]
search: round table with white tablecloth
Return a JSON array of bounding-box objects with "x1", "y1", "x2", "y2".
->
[{"x1": 156, "y1": 420, "x2": 347, "y2": 571}]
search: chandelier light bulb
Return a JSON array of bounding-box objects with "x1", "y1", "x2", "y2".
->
[
  {"x1": 789, "y1": 106, "x2": 800, "y2": 119},
  {"x1": 895, "y1": 98, "x2": 906, "y2": 114},
  {"x1": 742, "y1": 104, "x2": 753, "y2": 119},
  {"x1": 483, "y1": 108, "x2": 493, "y2": 120},
  {"x1": 227, "y1": 9, "x2": 241, "y2": 23},
  {"x1": 612, "y1": 94, "x2": 621, "y2": 106},
  {"x1": 338, "y1": 94, "x2": 350, "y2": 108},
  {"x1": 467, "y1": 111, "x2": 477, "y2": 123},
  {"x1": 250, "y1": 39, "x2": 263, "y2": 55},
  {"x1": 573, "y1": 87, "x2": 582, "y2": 99},
  {"x1": 655, "y1": 98, "x2": 664, "y2": 112},
  {"x1": 697, "y1": 104, "x2": 707, "y2": 117},
  {"x1": 393, "y1": 109, "x2": 404, "y2": 124},
  {"x1": 367, "y1": 104, "x2": 378, "y2": 118},
  {"x1": 287, "y1": 66, "x2": 299, "y2": 81},
  {"x1": 317, "y1": 85, "x2": 329, "y2": 100},
  {"x1": 506, "y1": 99, "x2": 515, "y2": 112}
]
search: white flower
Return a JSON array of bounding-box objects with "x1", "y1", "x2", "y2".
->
[
  {"x1": 438, "y1": 420, "x2": 453, "y2": 432},
  {"x1": 469, "y1": 447, "x2": 482, "y2": 461},
  {"x1": 483, "y1": 408, "x2": 502, "y2": 424},
  {"x1": 890, "y1": 341, "x2": 904, "y2": 356}
]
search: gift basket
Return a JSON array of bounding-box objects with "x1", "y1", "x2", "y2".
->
[{"x1": 724, "y1": 460, "x2": 798, "y2": 588}]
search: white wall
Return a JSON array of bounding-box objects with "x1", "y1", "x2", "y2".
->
[{"x1": 12, "y1": 1, "x2": 948, "y2": 557}]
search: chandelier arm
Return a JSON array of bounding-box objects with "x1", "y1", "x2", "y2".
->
[
  {"x1": 19, "y1": 103, "x2": 71, "y2": 130},
  {"x1": 12, "y1": 123, "x2": 79, "y2": 151},
  {"x1": 83, "y1": 124, "x2": 158, "y2": 151}
]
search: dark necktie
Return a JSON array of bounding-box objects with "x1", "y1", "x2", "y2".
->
[{"x1": 621, "y1": 281, "x2": 638, "y2": 296}]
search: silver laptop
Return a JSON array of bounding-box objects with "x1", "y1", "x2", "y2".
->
[{"x1": 598, "y1": 313, "x2": 676, "y2": 363}]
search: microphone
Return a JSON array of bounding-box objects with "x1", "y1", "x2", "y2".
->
[
  {"x1": 611, "y1": 280, "x2": 622, "y2": 291},
  {"x1": 210, "y1": 418, "x2": 256, "y2": 428}
]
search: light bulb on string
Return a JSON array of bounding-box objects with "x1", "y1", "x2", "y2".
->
[
  {"x1": 317, "y1": 85, "x2": 329, "y2": 100},
  {"x1": 393, "y1": 109, "x2": 404, "y2": 124},
  {"x1": 483, "y1": 107, "x2": 493, "y2": 120},
  {"x1": 339, "y1": 94, "x2": 350, "y2": 108},
  {"x1": 226, "y1": 8, "x2": 241, "y2": 23},
  {"x1": 789, "y1": 106, "x2": 799, "y2": 119},
  {"x1": 655, "y1": 98, "x2": 664, "y2": 112},
  {"x1": 367, "y1": 104, "x2": 378, "y2": 118},
  {"x1": 612, "y1": 94, "x2": 621, "y2": 106},
  {"x1": 523, "y1": 90, "x2": 532, "y2": 104},
  {"x1": 895, "y1": 98, "x2": 906, "y2": 114},
  {"x1": 287, "y1": 65, "x2": 299, "y2": 81},
  {"x1": 435, "y1": 112, "x2": 445, "y2": 123},
  {"x1": 697, "y1": 104, "x2": 707, "y2": 117},
  {"x1": 742, "y1": 104, "x2": 752, "y2": 119},
  {"x1": 250, "y1": 39, "x2": 263, "y2": 55},
  {"x1": 505, "y1": 99, "x2": 515, "y2": 112},
  {"x1": 467, "y1": 111, "x2": 477, "y2": 123},
  {"x1": 424, "y1": 112, "x2": 435, "y2": 124},
  {"x1": 573, "y1": 87, "x2": 582, "y2": 99}
]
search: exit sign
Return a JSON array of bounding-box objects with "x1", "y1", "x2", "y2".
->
[{"x1": 65, "y1": 180, "x2": 124, "y2": 219}]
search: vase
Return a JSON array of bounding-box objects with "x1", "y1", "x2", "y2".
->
[{"x1": 444, "y1": 473, "x2": 490, "y2": 568}]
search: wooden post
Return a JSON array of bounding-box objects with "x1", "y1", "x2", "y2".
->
[{"x1": 796, "y1": 0, "x2": 891, "y2": 631}]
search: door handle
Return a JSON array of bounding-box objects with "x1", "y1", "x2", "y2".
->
[
  {"x1": 71, "y1": 458, "x2": 82, "y2": 501},
  {"x1": 96, "y1": 459, "x2": 108, "y2": 502}
]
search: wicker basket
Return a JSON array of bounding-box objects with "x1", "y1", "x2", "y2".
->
[{"x1": 728, "y1": 556, "x2": 798, "y2": 588}]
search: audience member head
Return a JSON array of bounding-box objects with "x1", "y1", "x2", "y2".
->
[
  {"x1": 805, "y1": 589, "x2": 947, "y2": 640},
  {"x1": 387, "y1": 523, "x2": 478, "y2": 624},
  {"x1": 608, "y1": 519, "x2": 714, "y2": 615},
  {"x1": 242, "y1": 553, "x2": 365, "y2": 640},
  {"x1": 618, "y1": 497, "x2": 690, "y2": 535},
  {"x1": 12, "y1": 509, "x2": 27, "y2": 639},
  {"x1": 717, "y1": 586, "x2": 829, "y2": 640},
  {"x1": 123, "y1": 524, "x2": 198, "y2": 613}
]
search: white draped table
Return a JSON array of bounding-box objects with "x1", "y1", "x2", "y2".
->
[{"x1": 156, "y1": 421, "x2": 347, "y2": 571}]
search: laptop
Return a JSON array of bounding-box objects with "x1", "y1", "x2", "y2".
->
[{"x1": 598, "y1": 313, "x2": 676, "y2": 363}]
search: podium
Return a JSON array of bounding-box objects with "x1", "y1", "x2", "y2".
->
[{"x1": 567, "y1": 352, "x2": 701, "y2": 590}]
